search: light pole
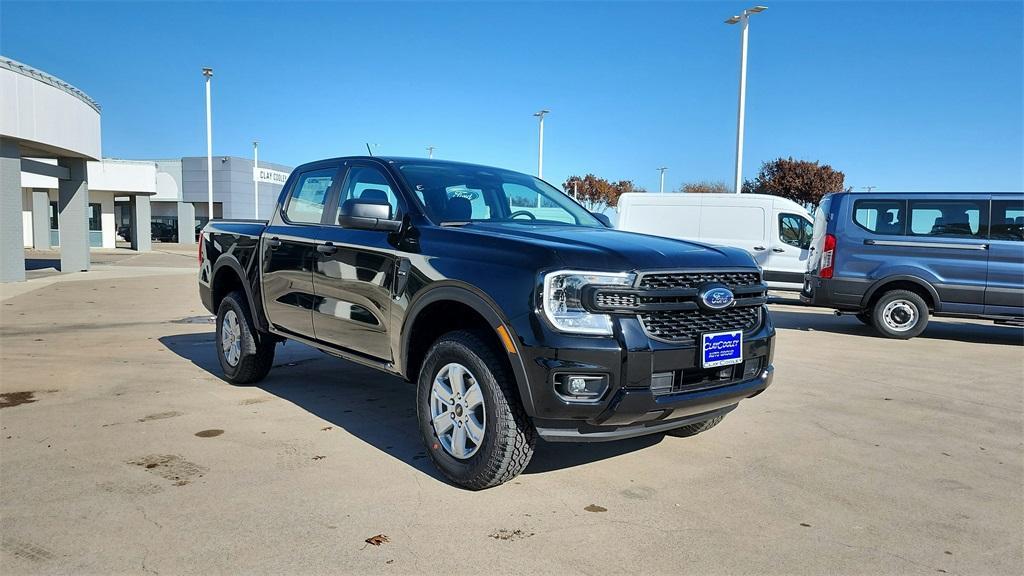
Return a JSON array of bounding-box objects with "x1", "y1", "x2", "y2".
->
[
  {"x1": 253, "y1": 140, "x2": 259, "y2": 219},
  {"x1": 657, "y1": 167, "x2": 668, "y2": 193},
  {"x1": 534, "y1": 109, "x2": 549, "y2": 178},
  {"x1": 725, "y1": 6, "x2": 767, "y2": 194},
  {"x1": 202, "y1": 67, "x2": 214, "y2": 220},
  {"x1": 863, "y1": 186, "x2": 877, "y2": 192},
  {"x1": 426, "y1": 145, "x2": 435, "y2": 159}
]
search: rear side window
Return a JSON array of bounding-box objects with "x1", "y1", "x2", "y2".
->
[
  {"x1": 990, "y1": 200, "x2": 1024, "y2": 241},
  {"x1": 909, "y1": 200, "x2": 988, "y2": 238},
  {"x1": 853, "y1": 199, "x2": 906, "y2": 235},
  {"x1": 285, "y1": 168, "x2": 336, "y2": 224}
]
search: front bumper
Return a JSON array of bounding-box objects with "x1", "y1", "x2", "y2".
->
[{"x1": 510, "y1": 309, "x2": 775, "y2": 442}]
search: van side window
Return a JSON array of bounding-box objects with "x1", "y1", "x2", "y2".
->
[
  {"x1": 909, "y1": 200, "x2": 988, "y2": 239},
  {"x1": 853, "y1": 200, "x2": 906, "y2": 235},
  {"x1": 990, "y1": 200, "x2": 1024, "y2": 241},
  {"x1": 285, "y1": 168, "x2": 336, "y2": 224},
  {"x1": 779, "y1": 213, "x2": 812, "y2": 248}
]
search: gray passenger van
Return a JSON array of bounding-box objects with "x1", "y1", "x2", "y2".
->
[{"x1": 801, "y1": 192, "x2": 1023, "y2": 338}]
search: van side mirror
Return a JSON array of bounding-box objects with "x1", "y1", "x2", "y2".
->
[
  {"x1": 591, "y1": 212, "x2": 612, "y2": 228},
  {"x1": 338, "y1": 198, "x2": 402, "y2": 232}
]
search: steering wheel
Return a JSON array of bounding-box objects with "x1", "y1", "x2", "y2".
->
[{"x1": 510, "y1": 210, "x2": 537, "y2": 220}]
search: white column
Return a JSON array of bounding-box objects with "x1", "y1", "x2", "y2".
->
[
  {"x1": 57, "y1": 157, "x2": 90, "y2": 272},
  {"x1": 31, "y1": 189, "x2": 50, "y2": 249},
  {"x1": 0, "y1": 138, "x2": 25, "y2": 282}
]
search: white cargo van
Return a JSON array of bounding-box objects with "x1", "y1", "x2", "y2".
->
[{"x1": 616, "y1": 193, "x2": 814, "y2": 290}]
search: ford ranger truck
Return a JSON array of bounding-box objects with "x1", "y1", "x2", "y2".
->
[{"x1": 198, "y1": 157, "x2": 776, "y2": 489}]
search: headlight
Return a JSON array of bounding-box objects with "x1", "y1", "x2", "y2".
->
[{"x1": 542, "y1": 270, "x2": 635, "y2": 335}]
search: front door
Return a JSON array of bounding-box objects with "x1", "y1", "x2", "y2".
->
[
  {"x1": 312, "y1": 162, "x2": 402, "y2": 361},
  {"x1": 765, "y1": 212, "x2": 813, "y2": 288},
  {"x1": 985, "y1": 198, "x2": 1024, "y2": 315},
  {"x1": 261, "y1": 165, "x2": 339, "y2": 338}
]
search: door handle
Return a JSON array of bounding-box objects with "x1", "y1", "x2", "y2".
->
[
  {"x1": 753, "y1": 246, "x2": 766, "y2": 251},
  {"x1": 267, "y1": 237, "x2": 281, "y2": 249},
  {"x1": 772, "y1": 247, "x2": 785, "y2": 253},
  {"x1": 316, "y1": 242, "x2": 338, "y2": 255}
]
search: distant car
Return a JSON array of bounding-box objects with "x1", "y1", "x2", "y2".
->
[
  {"x1": 616, "y1": 193, "x2": 814, "y2": 290},
  {"x1": 801, "y1": 191, "x2": 1024, "y2": 338}
]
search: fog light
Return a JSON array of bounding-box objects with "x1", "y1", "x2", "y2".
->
[
  {"x1": 743, "y1": 358, "x2": 762, "y2": 378},
  {"x1": 554, "y1": 374, "x2": 609, "y2": 402}
]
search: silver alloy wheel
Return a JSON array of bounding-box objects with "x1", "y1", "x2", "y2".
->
[
  {"x1": 429, "y1": 362, "x2": 486, "y2": 460},
  {"x1": 882, "y1": 299, "x2": 918, "y2": 332},
  {"x1": 221, "y1": 309, "x2": 242, "y2": 367}
]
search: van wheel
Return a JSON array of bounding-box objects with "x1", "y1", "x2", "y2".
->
[
  {"x1": 871, "y1": 290, "x2": 929, "y2": 339},
  {"x1": 416, "y1": 330, "x2": 536, "y2": 490},
  {"x1": 665, "y1": 414, "x2": 725, "y2": 438},
  {"x1": 216, "y1": 291, "x2": 275, "y2": 384},
  {"x1": 855, "y1": 311, "x2": 874, "y2": 326}
]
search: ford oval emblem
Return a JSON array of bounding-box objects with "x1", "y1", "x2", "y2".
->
[{"x1": 700, "y1": 286, "x2": 735, "y2": 310}]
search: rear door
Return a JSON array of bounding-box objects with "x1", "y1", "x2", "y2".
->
[
  {"x1": 985, "y1": 197, "x2": 1024, "y2": 315},
  {"x1": 261, "y1": 164, "x2": 340, "y2": 338},
  {"x1": 311, "y1": 161, "x2": 402, "y2": 361},
  {"x1": 765, "y1": 210, "x2": 813, "y2": 288}
]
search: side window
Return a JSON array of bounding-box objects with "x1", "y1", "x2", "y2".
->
[
  {"x1": 853, "y1": 199, "x2": 906, "y2": 235},
  {"x1": 909, "y1": 200, "x2": 988, "y2": 238},
  {"x1": 779, "y1": 213, "x2": 812, "y2": 248},
  {"x1": 337, "y1": 166, "x2": 401, "y2": 222},
  {"x1": 989, "y1": 200, "x2": 1024, "y2": 241},
  {"x1": 285, "y1": 168, "x2": 335, "y2": 224}
]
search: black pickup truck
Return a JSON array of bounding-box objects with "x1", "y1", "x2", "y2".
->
[{"x1": 198, "y1": 156, "x2": 776, "y2": 489}]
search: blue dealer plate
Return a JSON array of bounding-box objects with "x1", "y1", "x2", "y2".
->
[{"x1": 701, "y1": 330, "x2": 743, "y2": 368}]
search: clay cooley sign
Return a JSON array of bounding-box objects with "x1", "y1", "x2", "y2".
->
[{"x1": 253, "y1": 167, "x2": 290, "y2": 185}]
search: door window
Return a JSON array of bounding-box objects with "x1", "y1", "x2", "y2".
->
[
  {"x1": 49, "y1": 202, "x2": 59, "y2": 229},
  {"x1": 908, "y1": 200, "x2": 988, "y2": 239},
  {"x1": 335, "y1": 166, "x2": 401, "y2": 222},
  {"x1": 285, "y1": 168, "x2": 336, "y2": 224},
  {"x1": 88, "y1": 203, "x2": 102, "y2": 231},
  {"x1": 778, "y1": 213, "x2": 812, "y2": 249},
  {"x1": 990, "y1": 200, "x2": 1024, "y2": 241},
  {"x1": 853, "y1": 199, "x2": 906, "y2": 235}
]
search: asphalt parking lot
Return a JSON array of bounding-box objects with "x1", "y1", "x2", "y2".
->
[{"x1": 1, "y1": 252, "x2": 1021, "y2": 575}]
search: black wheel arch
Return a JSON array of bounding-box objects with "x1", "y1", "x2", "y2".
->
[
  {"x1": 211, "y1": 256, "x2": 269, "y2": 333},
  {"x1": 400, "y1": 283, "x2": 537, "y2": 417}
]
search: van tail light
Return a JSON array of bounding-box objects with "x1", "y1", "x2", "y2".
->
[
  {"x1": 198, "y1": 234, "x2": 204, "y2": 263},
  {"x1": 820, "y1": 233, "x2": 837, "y2": 279}
]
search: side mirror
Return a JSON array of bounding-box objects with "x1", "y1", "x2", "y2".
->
[
  {"x1": 591, "y1": 212, "x2": 612, "y2": 228},
  {"x1": 338, "y1": 198, "x2": 402, "y2": 232}
]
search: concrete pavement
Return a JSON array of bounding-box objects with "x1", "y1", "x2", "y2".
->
[{"x1": 1, "y1": 258, "x2": 1021, "y2": 575}]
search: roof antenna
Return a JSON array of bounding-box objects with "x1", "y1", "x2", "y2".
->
[{"x1": 365, "y1": 142, "x2": 373, "y2": 156}]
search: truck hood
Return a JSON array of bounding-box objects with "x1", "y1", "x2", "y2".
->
[{"x1": 455, "y1": 223, "x2": 757, "y2": 272}]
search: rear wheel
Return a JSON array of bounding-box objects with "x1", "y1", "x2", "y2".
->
[
  {"x1": 416, "y1": 330, "x2": 536, "y2": 490},
  {"x1": 216, "y1": 291, "x2": 275, "y2": 384},
  {"x1": 665, "y1": 414, "x2": 726, "y2": 438},
  {"x1": 871, "y1": 289, "x2": 929, "y2": 339}
]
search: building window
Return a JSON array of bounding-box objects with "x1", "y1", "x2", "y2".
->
[
  {"x1": 49, "y1": 202, "x2": 59, "y2": 230},
  {"x1": 88, "y1": 203, "x2": 102, "y2": 231}
]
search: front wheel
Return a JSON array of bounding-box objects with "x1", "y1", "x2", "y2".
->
[
  {"x1": 871, "y1": 290, "x2": 929, "y2": 339},
  {"x1": 665, "y1": 414, "x2": 726, "y2": 438},
  {"x1": 216, "y1": 291, "x2": 275, "y2": 384},
  {"x1": 416, "y1": 330, "x2": 536, "y2": 490}
]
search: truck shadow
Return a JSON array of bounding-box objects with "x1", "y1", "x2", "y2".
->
[
  {"x1": 770, "y1": 308, "x2": 1023, "y2": 346},
  {"x1": 159, "y1": 332, "x2": 664, "y2": 484}
]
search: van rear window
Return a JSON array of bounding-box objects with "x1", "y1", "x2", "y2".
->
[{"x1": 853, "y1": 200, "x2": 906, "y2": 235}]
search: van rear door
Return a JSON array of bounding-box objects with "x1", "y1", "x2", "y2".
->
[{"x1": 985, "y1": 197, "x2": 1024, "y2": 316}]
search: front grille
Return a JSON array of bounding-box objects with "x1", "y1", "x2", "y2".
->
[
  {"x1": 594, "y1": 292, "x2": 639, "y2": 309},
  {"x1": 640, "y1": 306, "x2": 761, "y2": 343},
  {"x1": 639, "y1": 271, "x2": 761, "y2": 290}
]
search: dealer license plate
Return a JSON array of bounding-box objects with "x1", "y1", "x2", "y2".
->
[{"x1": 701, "y1": 330, "x2": 743, "y2": 368}]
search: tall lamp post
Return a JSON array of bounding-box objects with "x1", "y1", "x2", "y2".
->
[
  {"x1": 657, "y1": 167, "x2": 668, "y2": 193},
  {"x1": 426, "y1": 145, "x2": 435, "y2": 159},
  {"x1": 725, "y1": 6, "x2": 767, "y2": 194},
  {"x1": 534, "y1": 109, "x2": 549, "y2": 178},
  {"x1": 202, "y1": 67, "x2": 214, "y2": 220},
  {"x1": 253, "y1": 140, "x2": 259, "y2": 220}
]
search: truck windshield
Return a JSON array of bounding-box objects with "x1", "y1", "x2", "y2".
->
[{"x1": 396, "y1": 162, "x2": 602, "y2": 227}]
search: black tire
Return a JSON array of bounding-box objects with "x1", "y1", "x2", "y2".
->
[
  {"x1": 665, "y1": 415, "x2": 726, "y2": 438},
  {"x1": 416, "y1": 330, "x2": 536, "y2": 490},
  {"x1": 871, "y1": 289, "x2": 929, "y2": 339},
  {"x1": 216, "y1": 290, "x2": 275, "y2": 384},
  {"x1": 855, "y1": 311, "x2": 874, "y2": 326}
]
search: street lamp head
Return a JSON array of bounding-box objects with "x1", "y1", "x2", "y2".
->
[
  {"x1": 748, "y1": 5, "x2": 768, "y2": 13},
  {"x1": 202, "y1": 67, "x2": 213, "y2": 77},
  {"x1": 725, "y1": 15, "x2": 741, "y2": 24},
  {"x1": 534, "y1": 109, "x2": 550, "y2": 118}
]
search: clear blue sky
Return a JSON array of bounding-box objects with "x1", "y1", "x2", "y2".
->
[{"x1": 2, "y1": 1, "x2": 1021, "y2": 192}]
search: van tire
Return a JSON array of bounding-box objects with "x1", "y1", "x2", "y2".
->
[
  {"x1": 416, "y1": 330, "x2": 536, "y2": 490},
  {"x1": 871, "y1": 290, "x2": 929, "y2": 339},
  {"x1": 855, "y1": 311, "x2": 874, "y2": 326},
  {"x1": 666, "y1": 415, "x2": 725, "y2": 438},
  {"x1": 216, "y1": 290, "x2": 275, "y2": 384}
]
